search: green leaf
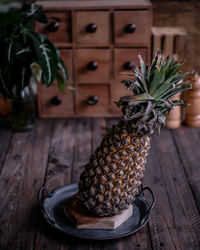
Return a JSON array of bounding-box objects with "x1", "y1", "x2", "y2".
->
[
  {"x1": 134, "y1": 66, "x2": 148, "y2": 92},
  {"x1": 58, "y1": 59, "x2": 68, "y2": 82},
  {"x1": 166, "y1": 62, "x2": 183, "y2": 78},
  {"x1": 56, "y1": 71, "x2": 65, "y2": 92},
  {"x1": 149, "y1": 69, "x2": 165, "y2": 95},
  {"x1": 25, "y1": 31, "x2": 58, "y2": 86},
  {"x1": 117, "y1": 94, "x2": 153, "y2": 108},
  {"x1": 161, "y1": 57, "x2": 174, "y2": 74},
  {"x1": 148, "y1": 50, "x2": 161, "y2": 83},
  {"x1": 156, "y1": 73, "x2": 190, "y2": 98},
  {"x1": 138, "y1": 54, "x2": 148, "y2": 88},
  {"x1": 163, "y1": 84, "x2": 192, "y2": 99}
]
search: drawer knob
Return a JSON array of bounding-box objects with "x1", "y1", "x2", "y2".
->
[
  {"x1": 47, "y1": 17, "x2": 60, "y2": 32},
  {"x1": 87, "y1": 61, "x2": 98, "y2": 70},
  {"x1": 124, "y1": 24, "x2": 136, "y2": 33},
  {"x1": 124, "y1": 61, "x2": 134, "y2": 70},
  {"x1": 51, "y1": 96, "x2": 62, "y2": 105},
  {"x1": 86, "y1": 95, "x2": 98, "y2": 105},
  {"x1": 86, "y1": 23, "x2": 97, "y2": 33}
]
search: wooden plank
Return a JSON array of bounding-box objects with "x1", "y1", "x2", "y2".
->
[
  {"x1": 152, "y1": 1, "x2": 200, "y2": 72},
  {"x1": 152, "y1": 33, "x2": 162, "y2": 54},
  {"x1": 171, "y1": 127, "x2": 200, "y2": 213},
  {"x1": 175, "y1": 34, "x2": 187, "y2": 62},
  {"x1": 163, "y1": 34, "x2": 174, "y2": 56},
  {"x1": 0, "y1": 119, "x2": 53, "y2": 250},
  {"x1": 143, "y1": 141, "x2": 182, "y2": 249},
  {"x1": 43, "y1": 119, "x2": 76, "y2": 192},
  {"x1": 0, "y1": 119, "x2": 13, "y2": 174},
  {"x1": 37, "y1": 0, "x2": 152, "y2": 11},
  {"x1": 72, "y1": 118, "x2": 92, "y2": 183},
  {"x1": 151, "y1": 27, "x2": 186, "y2": 37},
  {"x1": 152, "y1": 129, "x2": 200, "y2": 249},
  {"x1": 91, "y1": 118, "x2": 106, "y2": 150},
  {"x1": 34, "y1": 119, "x2": 76, "y2": 250}
]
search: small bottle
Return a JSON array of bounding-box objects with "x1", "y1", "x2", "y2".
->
[
  {"x1": 166, "y1": 92, "x2": 182, "y2": 129},
  {"x1": 186, "y1": 74, "x2": 200, "y2": 127}
]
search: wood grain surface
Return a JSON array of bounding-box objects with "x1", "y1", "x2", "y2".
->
[
  {"x1": 36, "y1": 12, "x2": 71, "y2": 44},
  {"x1": 0, "y1": 118, "x2": 200, "y2": 249},
  {"x1": 76, "y1": 49, "x2": 111, "y2": 83},
  {"x1": 114, "y1": 11, "x2": 150, "y2": 46},
  {"x1": 75, "y1": 11, "x2": 110, "y2": 44},
  {"x1": 63, "y1": 195, "x2": 133, "y2": 229},
  {"x1": 152, "y1": 0, "x2": 200, "y2": 72}
]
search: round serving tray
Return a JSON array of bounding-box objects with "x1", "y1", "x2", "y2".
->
[{"x1": 37, "y1": 183, "x2": 155, "y2": 240}]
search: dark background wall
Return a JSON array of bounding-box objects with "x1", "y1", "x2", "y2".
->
[{"x1": 152, "y1": 0, "x2": 200, "y2": 72}]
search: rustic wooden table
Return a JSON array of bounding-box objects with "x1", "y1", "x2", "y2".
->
[{"x1": 0, "y1": 118, "x2": 200, "y2": 250}]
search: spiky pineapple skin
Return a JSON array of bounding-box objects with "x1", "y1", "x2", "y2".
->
[{"x1": 78, "y1": 122, "x2": 150, "y2": 217}]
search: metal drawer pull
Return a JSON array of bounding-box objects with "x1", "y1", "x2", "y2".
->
[
  {"x1": 51, "y1": 96, "x2": 62, "y2": 105},
  {"x1": 86, "y1": 23, "x2": 97, "y2": 33},
  {"x1": 86, "y1": 95, "x2": 98, "y2": 105},
  {"x1": 124, "y1": 61, "x2": 134, "y2": 70},
  {"x1": 124, "y1": 24, "x2": 136, "y2": 33},
  {"x1": 47, "y1": 17, "x2": 60, "y2": 32},
  {"x1": 87, "y1": 61, "x2": 98, "y2": 70}
]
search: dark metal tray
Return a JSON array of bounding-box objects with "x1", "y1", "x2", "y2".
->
[{"x1": 37, "y1": 183, "x2": 155, "y2": 240}]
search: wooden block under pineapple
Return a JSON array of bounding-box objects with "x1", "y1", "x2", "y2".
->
[{"x1": 63, "y1": 194, "x2": 133, "y2": 230}]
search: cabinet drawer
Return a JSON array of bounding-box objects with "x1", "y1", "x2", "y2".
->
[
  {"x1": 114, "y1": 11, "x2": 149, "y2": 45},
  {"x1": 38, "y1": 49, "x2": 73, "y2": 118},
  {"x1": 76, "y1": 49, "x2": 110, "y2": 83},
  {"x1": 38, "y1": 84, "x2": 74, "y2": 118},
  {"x1": 37, "y1": 12, "x2": 71, "y2": 44},
  {"x1": 76, "y1": 11, "x2": 110, "y2": 44},
  {"x1": 114, "y1": 48, "x2": 147, "y2": 80},
  {"x1": 75, "y1": 84, "x2": 110, "y2": 116}
]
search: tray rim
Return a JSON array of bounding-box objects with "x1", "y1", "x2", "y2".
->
[{"x1": 39, "y1": 183, "x2": 155, "y2": 240}]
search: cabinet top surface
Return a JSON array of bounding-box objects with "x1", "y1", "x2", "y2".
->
[{"x1": 37, "y1": 0, "x2": 152, "y2": 10}]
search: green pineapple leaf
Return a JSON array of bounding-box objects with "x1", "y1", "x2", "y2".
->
[{"x1": 117, "y1": 50, "x2": 193, "y2": 135}]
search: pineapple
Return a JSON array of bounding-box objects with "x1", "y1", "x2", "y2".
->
[{"x1": 78, "y1": 50, "x2": 192, "y2": 217}]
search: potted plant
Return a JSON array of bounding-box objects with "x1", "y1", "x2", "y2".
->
[{"x1": 0, "y1": 1, "x2": 68, "y2": 131}]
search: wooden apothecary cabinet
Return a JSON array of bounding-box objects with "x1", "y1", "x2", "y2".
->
[{"x1": 36, "y1": 0, "x2": 152, "y2": 117}]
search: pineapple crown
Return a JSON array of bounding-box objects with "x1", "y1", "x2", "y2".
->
[{"x1": 116, "y1": 50, "x2": 193, "y2": 135}]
